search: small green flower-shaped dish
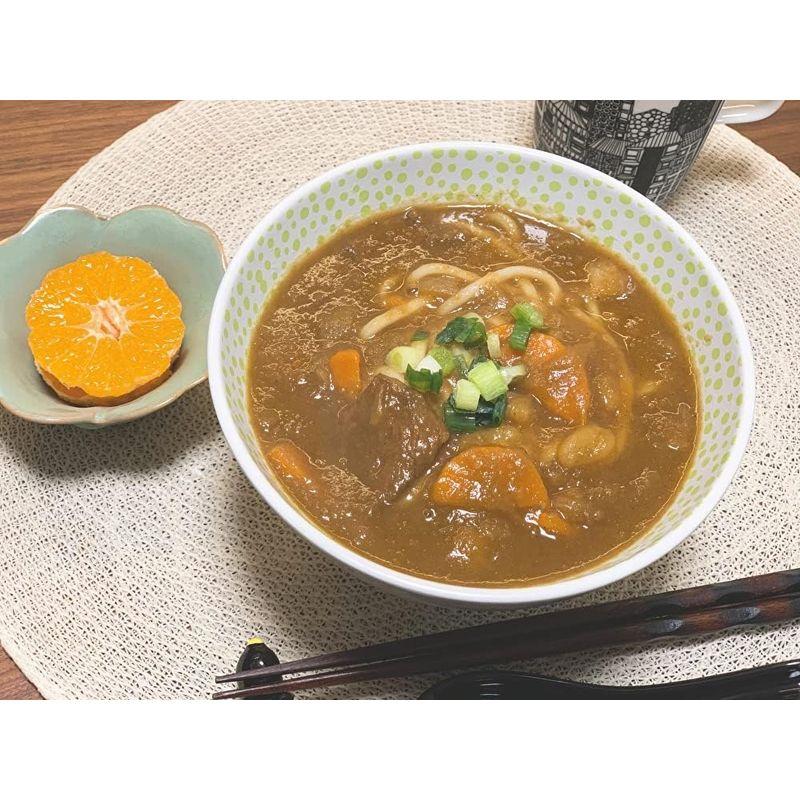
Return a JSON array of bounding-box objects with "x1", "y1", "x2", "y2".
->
[{"x1": 0, "y1": 205, "x2": 225, "y2": 427}]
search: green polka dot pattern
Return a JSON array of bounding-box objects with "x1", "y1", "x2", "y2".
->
[{"x1": 218, "y1": 145, "x2": 748, "y2": 565}]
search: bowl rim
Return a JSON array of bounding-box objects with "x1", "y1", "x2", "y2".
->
[
  {"x1": 0, "y1": 203, "x2": 226, "y2": 426},
  {"x1": 208, "y1": 140, "x2": 755, "y2": 607}
]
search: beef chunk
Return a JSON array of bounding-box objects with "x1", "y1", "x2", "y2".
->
[{"x1": 341, "y1": 375, "x2": 449, "y2": 498}]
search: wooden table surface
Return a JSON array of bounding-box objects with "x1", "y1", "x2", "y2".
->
[{"x1": 1, "y1": 99, "x2": 798, "y2": 700}]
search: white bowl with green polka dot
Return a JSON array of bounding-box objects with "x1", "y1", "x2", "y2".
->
[{"x1": 208, "y1": 142, "x2": 754, "y2": 608}]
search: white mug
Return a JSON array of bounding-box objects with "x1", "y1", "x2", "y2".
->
[{"x1": 533, "y1": 100, "x2": 783, "y2": 204}]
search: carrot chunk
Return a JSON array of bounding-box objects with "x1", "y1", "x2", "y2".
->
[
  {"x1": 523, "y1": 333, "x2": 589, "y2": 425},
  {"x1": 431, "y1": 445, "x2": 549, "y2": 512},
  {"x1": 329, "y1": 348, "x2": 363, "y2": 395},
  {"x1": 523, "y1": 331, "x2": 565, "y2": 363},
  {"x1": 537, "y1": 509, "x2": 577, "y2": 536},
  {"x1": 267, "y1": 441, "x2": 320, "y2": 491},
  {"x1": 492, "y1": 328, "x2": 590, "y2": 425}
]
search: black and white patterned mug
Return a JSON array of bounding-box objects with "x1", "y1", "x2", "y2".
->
[{"x1": 533, "y1": 100, "x2": 782, "y2": 204}]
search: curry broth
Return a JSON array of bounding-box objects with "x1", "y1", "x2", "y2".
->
[{"x1": 248, "y1": 205, "x2": 699, "y2": 586}]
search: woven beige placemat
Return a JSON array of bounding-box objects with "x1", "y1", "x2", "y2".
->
[{"x1": 1, "y1": 101, "x2": 799, "y2": 699}]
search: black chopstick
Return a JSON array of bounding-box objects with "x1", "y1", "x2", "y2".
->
[
  {"x1": 213, "y1": 594, "x2": 800, "y2": 698},
  {"x1": 215, "y1": 567, "x2": 800, "y2": 687},
  {"x1": 214, "y1": 568, "x2": 800, "y2": 698}
]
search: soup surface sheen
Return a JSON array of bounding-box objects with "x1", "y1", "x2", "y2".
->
[{"x1": 248, "y1": 205, "x2": 698, "y2": 587}]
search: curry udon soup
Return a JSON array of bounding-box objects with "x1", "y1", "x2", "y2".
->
[{"x1": 248, "y1": 204, "x2": 699, "y2": 587}]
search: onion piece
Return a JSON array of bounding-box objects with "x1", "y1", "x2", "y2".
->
[
  {"x1": 500, "y1": 364, "x2": 527, "y2": 385},
  {"x1": 487, "y1": 332, "x2": 502, "y2": 361},
  {"x1": 447, "y1": 219, "x2": 523, "y2": 259}
]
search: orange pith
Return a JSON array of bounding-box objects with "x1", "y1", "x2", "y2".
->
[{"x1": 25, "y1": 251, "x2": 185, "y2": 405}]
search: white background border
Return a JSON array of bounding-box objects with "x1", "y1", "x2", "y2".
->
[{"x1": 1, "y1": 0, "x2": 796, "y2": 792}]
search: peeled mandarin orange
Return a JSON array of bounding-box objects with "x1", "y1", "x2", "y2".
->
[{"x1": 25, "y1": 251, "x2": 185, "y2": 406}]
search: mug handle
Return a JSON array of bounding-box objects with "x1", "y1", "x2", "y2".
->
[{"x1": 717, "y1": 100, "x2": 784, "y2": 124}]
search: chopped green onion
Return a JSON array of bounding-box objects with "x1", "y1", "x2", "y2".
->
[
  {"x1": 463, "y1": 320, "x2": 487, "y2": 348},
  {"x1": 443, "y1": 400, "x2": 480, "y2": 432},
  {"x1": 411, "y1": 329, "x2": 429, "y2": 342},
  {"x1": 453, "y1": 355, "x2": 470, "y2": 376},
  {"x1": 451, "y1": 344, "x2": 474, "y2": 369},
  {"x1": 454, "y1": 378, "x2": 481, "y2": 411},
  {"x1": 416, "y1": 354, "x2": 442, "y2": 374},
  {"x1": 500, "y1": 363, "x2": 527, "y2": 385},
  {"x1": 467, "y1": 359, "x2": 507, "y2": 402},
  {"x1": 386, "y1": 345, "x2": 422, "y2": 373},
  {"x1": 428, "y1": 346, "x2": 457, "y2": 376},
  {"x1": 406, "y1": 364, "x2": 443, "y2": 394},
  {"x1": 510, "y1": 302, "x2": 545, "y2": 329},
  {"x1": 442, "y1": 393, "x2": 507, "y2": 432},
  {"x1": 411, "y1": 338, "x2": 428, "y2": 359},
  {"x1": 435, "y1": 316, "x2": 487, "y2": 348},
  {"x1": 486, "y1": 393, "x2": 507, "y2": 426},
  {"x1": 508, "y1": 320, "x2": 533, "y2": 352},
  {"x1": 486, "y1": 331, "x2": 502, "y2": 361}
]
